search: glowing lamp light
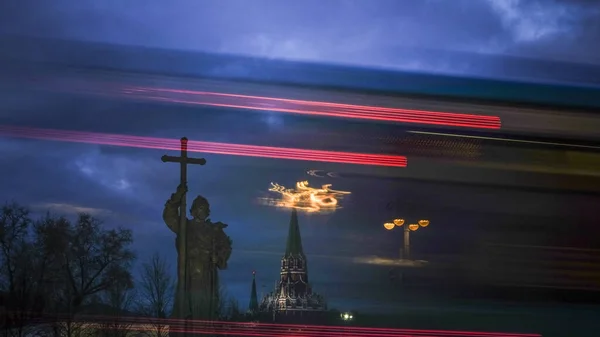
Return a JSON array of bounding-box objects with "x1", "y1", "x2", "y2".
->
[
  {"x1": 393, "y1": 219, "x2": 405, "y2": 226},
  {"x1": 341, "y1": 312, "x2": 353, "y2": 321},
  {"x1": 408, "y1": 224, "x2": 420, "y2": 231},
  {"x1": 383, "y1": 223, "x2": 395, "y2": 230},
  {"x1": 418, "y1": 220, "x2": 430, "y2": 227}
]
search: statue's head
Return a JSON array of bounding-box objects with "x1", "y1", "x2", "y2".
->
[{"x1": 190, "y1": 195, "x2": 210, "y2": 221}]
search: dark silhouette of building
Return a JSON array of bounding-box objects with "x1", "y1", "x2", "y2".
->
[
  {"x1": 248, "y1": 271, "x2": 259, "y2": 314},
  {"x1": 259, "y1": 209, "x2": 327, "y2": 323}
]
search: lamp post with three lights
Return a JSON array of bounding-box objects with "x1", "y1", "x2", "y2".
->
[{"x1": 383, "y1": 218, "x2": 430, "y2": 261}]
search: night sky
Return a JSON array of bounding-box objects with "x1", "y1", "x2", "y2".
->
[
  {"x1": 1, "y1": 0, "x2": 600, "y2": 74},
  {"x1": 1, "y1": 1, "x2": 600, "y2": 314}
]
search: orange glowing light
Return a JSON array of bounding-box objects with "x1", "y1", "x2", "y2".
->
[
  {"x1": 408, "y1": 224, "x2": 420, "y2": 231},
  {"x1": 418, "y1": 219, "x2": 430, "y2": 227},
  {"x1": 263, "y1": 181, "x2": 351, "y2": 213},
  {"x1": 384, "y1": 223, "x2": 395, "y2": 230},
  {"x1": 393, "y1": 219, "x2": 405, "y2": 226}
]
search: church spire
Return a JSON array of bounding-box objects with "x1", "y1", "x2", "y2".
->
[
  {"x1": 259, "y1": 207, "x2": 327, "y2": 319},
  {"x1": 248, "y1": 271, "x2": 258, "y2": 313},
  {"x1": 285, "y1": 208, "x2": 304, "y2": 256}
]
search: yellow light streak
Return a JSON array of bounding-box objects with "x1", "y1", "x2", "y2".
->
[{"x1": 262, "y1": 180, "x2": 351, "y2": 213}]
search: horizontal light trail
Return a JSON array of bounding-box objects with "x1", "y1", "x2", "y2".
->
[
  {"x1": 408, "y1": 130, "x2": 600, "y2": 149},
  {"x1": 23, "y1": 313, "x2": 541, "y2": 337},
  {"x1": 0, "y1": 126, "x2": 407, "y2": 167},
  {"x1": 120, "y1": 86, "x2": 502, "y2": 130}
]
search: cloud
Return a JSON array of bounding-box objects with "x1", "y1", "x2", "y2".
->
[
  {"x1": 488, "y1": 0, "x2": 574, "y2": 42},
  {"x1": 2, "y1": 0, "x2": 598, "y2": 71},
  {"x1": 487, "y1": 0, "x2": 600, "y2": 63},
  {"x1": 31, "y1": 202, "x2": 113, "y2": 217},
  {"x1": 244, "y1": 35, "x2": 321, "y2": 61},
  {"x1": 73, "y1": 153, "x2": 133, "y2": 193}
]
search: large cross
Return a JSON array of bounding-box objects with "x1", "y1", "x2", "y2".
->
[{"x1": 161, "y1": 137, "x2": 206, "y2": 322}]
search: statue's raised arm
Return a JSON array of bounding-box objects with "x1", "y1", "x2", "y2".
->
[{"x1": 163, "y1": 184, "x2": 187, "y2": 233}]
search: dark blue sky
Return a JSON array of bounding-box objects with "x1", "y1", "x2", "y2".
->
[
  {"x1": 1, "y1": 0, "x2": 599, "y2": 72},
  {"x1": 2, "y1": 92, "x2": 599, "y2": 312},
  {"x1": 1, "y1": 0, "x2": 600, "y2": 313}
]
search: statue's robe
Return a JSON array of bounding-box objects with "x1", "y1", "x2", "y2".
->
[{"x1": 163, "y1": 200, "x2": 232, "y2": 321}]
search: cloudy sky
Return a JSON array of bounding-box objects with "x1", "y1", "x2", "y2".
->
[
  {"x1": 1, "y1": 0, "x2": 599, "y2": 79},
  {"x1": 1, "y1": 0, "x2": 600, "y2": 313}
]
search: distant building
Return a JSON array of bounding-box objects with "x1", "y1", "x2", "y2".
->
[
  {"x1": 248, "y1": 271, "x2": 259, "y2": 314},
  {"x1": 258, "y1": 209, "x2": 327, "y2": 323}
]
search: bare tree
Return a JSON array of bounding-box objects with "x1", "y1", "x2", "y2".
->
[
  {"x1": 1, "y1": 204, "x2": 136, "y2": 337},
  {"x1": 217, "y1": 286, "x2": 242, "y2": 322},
  {"x1": 95, "y1": 280, "x2": 136, "y2": 337},
  {"x1": 224, "y1": 297, "x2": 242, "y2": 322},
  {"x1": 0, "y1": 202, "x2": 45, "y2": 337},
  {"x1": 34, "y1": 212, "x2": 135, "y2": 337},
  {"x1": 136, "y1": 253, "x2": 174, "y2": 337},
  {"x1": 34, "y1": 213, "x2": 82, "y2": 337}
]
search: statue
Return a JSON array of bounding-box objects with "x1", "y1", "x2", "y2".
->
[{"x1": 163, "y1": 184, "x2": 233, "y2": 322}]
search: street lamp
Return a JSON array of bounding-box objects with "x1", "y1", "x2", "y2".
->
[
  {"x1": 340, "y1": 312, "x2": 354, "y2": 321},
  {"x1": 383, "y1": 218, "x2": 430, "y2": 261}
]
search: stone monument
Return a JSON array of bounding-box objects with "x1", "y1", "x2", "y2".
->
[{"x1": 161, "y1": 138, "x2": 232, "y2": 336}]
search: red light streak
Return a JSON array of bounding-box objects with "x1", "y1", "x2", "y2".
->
[
  {"x1": 0, "y1": 126, "x2": 407, "y2": 168},
  {"x1": 22, "y1": 312, "x2": 542, "y2": 337},
  {"x1": 183, "y1": 319, "x2": 540, "y2": 337},
  {"x1": 121, "y1": 87, "x2": 502, "y2": 130}
]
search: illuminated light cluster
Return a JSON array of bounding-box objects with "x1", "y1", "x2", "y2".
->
[
  {"x1": 34, "y1": 313, "x2": 542, "y2": 337},
  {"x1": 262, "y1": 181, "x2": 351, "y2": 213},
  {"x1": 121, "y1": 86, "x2": 502, "y2": 129},
  {"x1": 384, "y1": 218, "x2": 430, "y2": 231},
  {"x1": 0, "y1": 126, "x2": 407, "y2": 168},
  {"x1": 341, "y1": 312, "x2": 354, "y2": 321}
]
